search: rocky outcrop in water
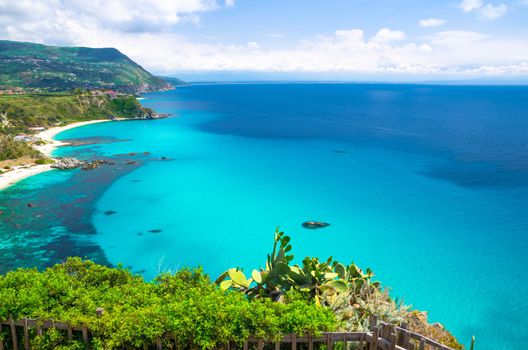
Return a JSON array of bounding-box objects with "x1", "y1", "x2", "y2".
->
[
  {"x1": 81, "y1": 160, "x2": 115, "y2": 170},
  {"x1": 51, "y1": 158, "x2": 115, "y2": 170},
  {"x1": 51, "y1": 158, "x2": 84, "y2": 170},
  {"x1": 302, "y1": 221, "x2": 330, "y2": 229}
]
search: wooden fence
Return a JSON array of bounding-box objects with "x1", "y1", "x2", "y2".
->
[{"x1": 0, "y1": 317, "x2": 455, "y2": 350}]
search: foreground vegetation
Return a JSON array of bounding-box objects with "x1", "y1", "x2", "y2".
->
[{"x1": 0, "y1": 230, "x2": 463, "y2": 349}]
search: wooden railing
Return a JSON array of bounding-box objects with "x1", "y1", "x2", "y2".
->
[{"x1": 0, "y1": 317, "x2": 456, "y2": 350}]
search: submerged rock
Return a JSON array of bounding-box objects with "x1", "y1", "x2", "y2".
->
[
  {"x1": 302, "y1": 221, "x2": 330, "y2": 229},
  {"x1": 149, "y1": 229, "x2": 163, "y2": 233},
  {"x1": 104, "y1": 210, "x2": 117, "y2": 216},
  {"x1": 82, "y1": 159, "x2": 115, "y2": 170}
]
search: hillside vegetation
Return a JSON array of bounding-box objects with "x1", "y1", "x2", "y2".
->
[
  {"x1": 0, "y1": 92, "x2": 155, "y2": 162},
  {"x1": 0, "y1": 40, "x2": 172, "y2": 93},
  {"x1": 0, "y1": 93, "x2": 153, "y2": 134}
]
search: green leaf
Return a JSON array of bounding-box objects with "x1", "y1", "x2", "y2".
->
[
  {"x1": 219, "y1": 280, "x2": 233, "y2": 291},
  {"x1": 252, "y1": 270, "x2": 262, "y2": 284},
  {"x1": 275, "y1": 262, "x2": 291, "y2": 275},
  {"x1": 228, "y1": 269, "x2": 250, "y2": 288},
  {"x1": 324, "y1": 280, "x2": 348, "y2": 293}
]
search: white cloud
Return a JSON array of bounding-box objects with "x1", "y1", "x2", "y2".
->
[
  {"x1": 0, "y1": 1, "x2": 526, "y2": 78},
  {"x1": 460, "y1": 0, "x2": 483, "y2": 12},
  {"x1": 371, "y1": 28, "x2": 406, "y2": 43},
  {"x1": 458, "y1": 0, "x2": 507, "y2": 20},
  {"x1": 225, "y1": 0, "x2": 235, "y2": 7},
  {"x1": 0, "y1": 0, "x2": 222, "y2": 38},
  {"x1": 419, "y1": 18, "x2": 446, "y2": 27},
  {"x1": 247, "y1": 41, "x2": 260, "y2": 49},
  {"x1": 479, "y1": 3, "x2": 507, "y2": 19}
]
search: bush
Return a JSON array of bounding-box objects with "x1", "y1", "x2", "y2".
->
[
  {"x1": 0, "y1": 258, "x2": 337, "y2": 349},
  {"x1": 34, "y1": 157, "x2": 54, "y2": 165}
]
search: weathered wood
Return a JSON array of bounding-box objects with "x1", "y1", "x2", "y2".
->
[
  {"x1": 370, "y1": 327, "x2": 379, "y2": 350},
  {"x1": 359, "y1": 333, "x2": 365, "y2": 350},
  {"x1": 67, "y1": 324, "x2": 73, "y2": 341},
  {"x1": 82, "y1": 325, "x2": 89, "y2": 345},
  {"x1": 0, "y1": 318, "x2": 459, "y2": 350},
  {"x1": 370, "y1": 316, "x2": 378, "y2": 330},
  {"x1": 23, "y1": 318, "x2": 30, "y2": 350},
  {"x1": 8, "y1": 318, "x2": 18, "y2": 350},
  {"x1": 389, "y1": 331, "x2": 397, "y2": 350}
]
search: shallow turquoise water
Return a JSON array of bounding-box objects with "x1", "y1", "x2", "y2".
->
[{"x1": 1, "y1": 84, "x2": 528, "y2": 349}]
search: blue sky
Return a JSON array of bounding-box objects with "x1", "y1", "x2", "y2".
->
[{"x1": 1, "y1": 0, "x2": 527, "y2": 81}]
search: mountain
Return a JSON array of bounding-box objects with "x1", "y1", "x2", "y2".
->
[{"x1": 0, "y1": 40, "x2": 173, "y2": 93}]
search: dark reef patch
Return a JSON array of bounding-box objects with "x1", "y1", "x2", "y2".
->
[{"x1": 0, "y1": 146, "x2": 152, "y2": 274}]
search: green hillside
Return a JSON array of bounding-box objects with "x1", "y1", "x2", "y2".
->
[
  {"x1": 0, "y1": 92, "x2": 154, "y2": 134},
  {"x1": 0, "y1": 92, "x2": 156, "y2": 163},
  {"x1": 0, "y1": 40, "x2": 172, "y2": 93}
]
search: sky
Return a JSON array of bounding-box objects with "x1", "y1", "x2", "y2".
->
[{"x1": 1, "y1": 0, "x2": 528, "y2": 81}]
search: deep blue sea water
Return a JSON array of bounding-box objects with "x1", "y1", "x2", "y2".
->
[{"x1": 1, "y1": 84, "x2": 527, "y2": 349}]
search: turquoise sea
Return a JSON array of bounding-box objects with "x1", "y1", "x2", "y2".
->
[{"x1": 1, "y1": 84, "x2": 528, "y2": 349}]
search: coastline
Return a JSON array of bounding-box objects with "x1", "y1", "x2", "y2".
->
[{"x1": 0, "y1": 119, "x2": 111, "y2": 191}]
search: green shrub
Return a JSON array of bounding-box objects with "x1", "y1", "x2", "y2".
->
[
  {"x1": 0, "y1": 258, "x2": 337, "y2": 349},
  {"x1": 34, "y1": 157, "x2": 54, "y2": 165}
]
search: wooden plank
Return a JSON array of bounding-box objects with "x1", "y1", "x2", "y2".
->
[
  {"x1": 308, "y1": 335, "x2": 313, "y2": 350},
  {"x1": 243, "y1": 341, "x2": 248, "y2": 350},
  {"x1": 23, "y1": 319, "x2": 29, "y2": 350},
  {"x1": 389, "y1": 331, "x2": 396, "y2": 350},
  {"x1": 275, "y1": 340, "x2": 280, "y2": 350},
  {"x1": 67, "y1": 325, "x2": 73, "y2": 341},
  {"x1": 291, "y1": 333, "x2": 297, "y2": 350},
  {"x1": 419, "y1": 339, "x2": 425, "y2": 350},
  {"x1": 82, "y1": 325, "x2": 89, "y2": 345},
  {"x1": 370, "y1": 316, "x2": 378, "y2": 330},
  {"x1": 156, "y1": 337, "x2": 162, "y2": 350},
  {"x1": 359, "y1": 332, "x2": 365, "y2": 350},
  {"x1": 9, "y1": 318, "x2": 18, "y2": 350},
  {"x1": 257, "y1": 338, "x2": 263, "y2": 350},
  {"x1": 370, "y1": 327, "x2": 379, "y2": 350}
]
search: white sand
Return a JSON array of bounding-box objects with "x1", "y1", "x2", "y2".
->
[{"x1": 0, "y1": 119, "x2": 111, "y2": 191}]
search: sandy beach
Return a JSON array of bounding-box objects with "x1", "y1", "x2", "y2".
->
[{"x1": 0, "y1": 119, "x2": 110, "y2": 191}]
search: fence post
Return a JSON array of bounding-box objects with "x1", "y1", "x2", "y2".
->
[
  {"x1": 9, "y1": 317, "x2": 18, "y2": 350},
  {"x1": 291, "y1": 333, "x2": 297, "y2": 350},
  {"x1": 370, "y1": 316, "x2": 378, "y2": 330},
  {"x1": 370, "y1": 326, "x2": 379, "y2": 350},
  {"x1": 388, "y1": 330, "x2": 397, "y2": 350},
  {"x1": 23, "y1": 319, "x2": 29, "y2": 350}
]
